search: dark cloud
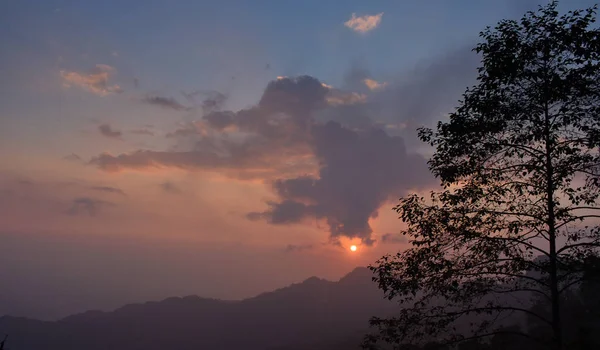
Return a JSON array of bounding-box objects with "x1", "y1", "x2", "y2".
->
[
  {"x1": 203, "y1": 111, "x2": 235, "y2": 131},
  {"x1": 284, "y1": 244, "x2": 314, "y2": 253},
  {"x1": 130, "y1": 128, "x2": 155, "y2": 136},
  {"x1": 380, "y1": 233, "x2": 408, "y2": 244},
  {"x1": 90, "y1": 186, "x2": 126, "y2": 196},
  {"x1": 259, "y1": 76, "x2": 328, "y2": 127},
  {"x1": 180, "y1": 90, "x2": 228, "y2": 114},
  {"x1": 67, "y1": 197, "x2": 113, "y2": 217},
  {"x1": 201, "y1": 91, "x2": 227, "y2": 114},
  {"x1": 98, "y1": 123, "x2": 122, "y2": 139},
  {"x1": 91, "y1": 75, "x2": 435, "y2": 243},
  {"x1": 249, "y1": 121, "x2": 431, "y2": 245},
  {"x1": 160, "y1": 181, "x2": 182, "y2": 194},
  {"x1": 141, "y1": 95, "x2": 190, "y2": 111}
]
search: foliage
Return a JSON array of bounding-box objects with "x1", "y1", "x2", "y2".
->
[{"x1": 365, "y1": 2, "x2": 600, "y2": 349}]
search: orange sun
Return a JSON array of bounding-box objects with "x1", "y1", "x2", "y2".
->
[{"x1": 350, "y1": 245, "x2": 357, "y2": 252}]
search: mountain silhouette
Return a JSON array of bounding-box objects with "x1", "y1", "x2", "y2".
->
[{"x1": 0, "y1": 267, "x2": 396, "y2": 350}]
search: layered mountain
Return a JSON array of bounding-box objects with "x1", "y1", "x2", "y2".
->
[{"x1": 0, "y1": 267, "x2": 396, "y2": 350}]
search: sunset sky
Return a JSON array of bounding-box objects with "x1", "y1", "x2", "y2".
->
[{"x1": 1, "y1": 0, "x2": 594, "y2": 320}]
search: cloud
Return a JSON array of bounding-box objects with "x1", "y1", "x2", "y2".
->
[
  {"x1": 90, "y1": 75, "x2": 437, "y2": 244},
  {"x1": 98, "y1": 123, "x2": 122, "y2": 139},
  {"x1": 284, "y1": 244, "x2": 314, "y2": 253},
  {"x1": 160, "y1": 181, "x2": 182, "y2": 194},
  {"x1": 141, "y1": 95, "x2": 190, "y2": 111},
  {"x1": 60, "y1": 64, "x2": 123, "y2": 96},
  {"x1": 165, "y1": 123, "x2": 205, "y2": 138},
  {"x1": 325, "y1": 89, "x2": 367, "y2": 106},
  {"x1": 92, "y1": 76, "x2": 325, "y2": 179},
  {"x1": 130, "y1": 128, "x2": 155, "y2": 136},
  {"x1": 363, "y1": 78, "x2": 388, "y2": 91},
  {"x1": 67, "y1": 197, "x2": 113, "y2": 217},
  {"x1": 201, "y1": 91, "x2": 227, "y2": 114},
  {"x1": 63, "y1": 153, "x2": 83, "y2": 163},
  {"x1": 380, "y1": 233, "x2": 408, "y2": 244},
  {"x1": 344, "y1": 13, "x2": 383, "y2": 33},
  {"x1": 249, "y1": 122, "x2": 431, "y2": 245},
  {"x1": 182, "y1": 90, "x2": 228, "y2": 114},
  {"x1": 90, "y1": 186, "x2": 126, "y2": 196},
  {"x1": 351, "y1": 46, "x2": 479, "y2": 147}
]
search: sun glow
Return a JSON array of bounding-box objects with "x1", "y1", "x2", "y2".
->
[{"x1": 350, "y1": 245, "x2": 357, "y2": 252}]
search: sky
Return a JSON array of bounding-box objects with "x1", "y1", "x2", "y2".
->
[{"x1": 1, "y1": 0, "x2": 597, "y2": 320}]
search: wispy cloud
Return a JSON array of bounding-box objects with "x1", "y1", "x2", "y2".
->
[
  {"x1": 344, "y1": 13, "x2": 383, "y2": 33},
  {"x1": 67, "y1": 197, "x2": 114, "y2": 217},
  {"x1": 141, "y1": 95, "x2": 190, "y2": 111},
  {"x1": 90, "y1": 186, "x2": 126, "y2": 196},
  {"x1": 60, "y1": 64, "x2": 123, "y2": 96},
  {"x1": 130, "y1": 128, "x2": 155, "y2": 136},
  {"x1": 284, "y1": 244, "x2": 314, "y2": 253},
  {"x1": 98, "y1": 123, "x2": 122, "y2": 139}
]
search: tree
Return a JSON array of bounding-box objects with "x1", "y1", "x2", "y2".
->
[{"x1": 364, "y1": 2, "x2": 600, "y2": 349}]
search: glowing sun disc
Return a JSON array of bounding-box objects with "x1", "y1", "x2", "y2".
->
[{"x1": 350, "y1": 245, "x2": 357, "y2": 252}]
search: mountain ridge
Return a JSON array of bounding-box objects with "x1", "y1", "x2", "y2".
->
[{"x1": 0, "y1": 266, "x2": 391, "y2": 350}]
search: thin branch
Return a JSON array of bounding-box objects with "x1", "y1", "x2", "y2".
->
[
  {"x1": 421, "y1": 305, "x2": 553, "y2": 328},
  {"x1": 489, "y1": 287, "x2": 552, "y2": 301},
  {"x1": 557, "y1": 241, "x2": 600, "y2": 254}
]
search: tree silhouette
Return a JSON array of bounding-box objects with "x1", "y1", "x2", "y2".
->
[{"x1": 364, "y1": 2, "x2": 600, "y2": 349}]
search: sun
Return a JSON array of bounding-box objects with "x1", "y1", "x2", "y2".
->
[{"x1": 350, "y1": 245, "x2": 357, "y2": 252}]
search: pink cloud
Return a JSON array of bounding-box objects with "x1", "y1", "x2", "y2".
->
[
  {"x1": 60, "y1": 64, "x2": 123, "y2": 96},
  {"x1": 344, "y1": 13, "x2": 384, "y2": 33}
]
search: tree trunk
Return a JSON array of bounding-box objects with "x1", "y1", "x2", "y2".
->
[{"x1": 544, "y1": 89, "x2": 562, "y2": 350}]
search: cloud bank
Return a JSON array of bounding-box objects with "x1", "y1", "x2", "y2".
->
[{"x1": 90, "y1": 75, "x2": 436, "y2": 244}]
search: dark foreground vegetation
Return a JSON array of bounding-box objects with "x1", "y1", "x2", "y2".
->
[{"x1": 365, "y1": 1, "x2": 600, "y2": 349}]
